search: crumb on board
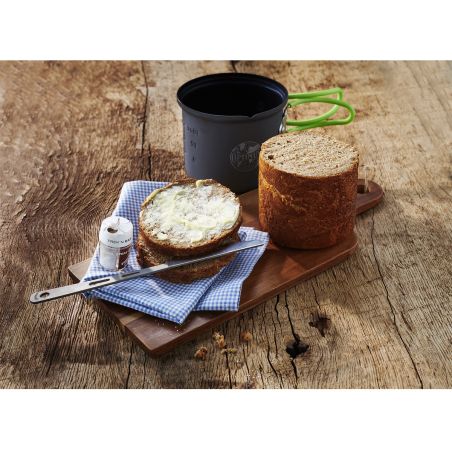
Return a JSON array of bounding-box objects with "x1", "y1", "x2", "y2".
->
[
  {"x1": 216, "y1": 336, "x2": 226, "y2": 349},
  {"x1": 240, "y1": 331, "x2": 253, "y2": 342},
  {"x1": 212, "y1": 331, "x2": 226, "y2": 349},
  {"x1": 194, "y1": 346, "x2": 208, "y2": 360},
  {"x1": 220, "y1": 347, "x2": 237, "y2": 355}
]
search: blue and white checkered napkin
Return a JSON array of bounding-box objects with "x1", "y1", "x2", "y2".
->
[{"x1": 82, "y1": 181, "x2": 269, "y2": 324}]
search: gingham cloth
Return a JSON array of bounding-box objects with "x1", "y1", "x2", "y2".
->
[{"x1": 82, "y1": 181, "x2": 269, "y2": 324}]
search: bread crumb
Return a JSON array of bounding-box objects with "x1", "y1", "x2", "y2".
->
[
  {"x1": 240, "y1": 331, "x2": 253, "y2": 342},
  {"x1": 221, "y1": 348, "x2": 237, "y2": 355},
  {"x1": 194, "y1": 346, "x2": 208, "y2": 360},
  {"x1": 237, "y1": 374, "x2": 256, "y2": 389},
  {"x1": 212, "y1": 331, "x2": 226, "y2": 349}
]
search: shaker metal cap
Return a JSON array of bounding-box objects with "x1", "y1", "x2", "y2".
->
[{"x1": 99, "y1": 216, "x2": 133, "y2": 248}]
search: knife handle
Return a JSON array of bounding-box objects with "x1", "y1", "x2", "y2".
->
[{"x1": 29, "y1": 276, "x2": 117, "y2": 304}]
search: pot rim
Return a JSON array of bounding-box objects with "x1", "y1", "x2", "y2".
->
[{"x1": 177, "y1": 72, "x2": 288, "y2": 122}]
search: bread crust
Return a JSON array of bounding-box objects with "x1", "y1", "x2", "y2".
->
[
  {"x1": 258, "y1": 132, "x2": 358, "y2": 249},
  {"x1": 139, "y1": 178, "x2": 242, "y2": 257},
  {"x1": 136, "y1": 232, "x2": 238, "y2": 283}
]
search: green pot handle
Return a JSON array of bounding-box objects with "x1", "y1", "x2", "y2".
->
[{"x1": 283, "y1": 87, "x2": 355, "y2": 132}]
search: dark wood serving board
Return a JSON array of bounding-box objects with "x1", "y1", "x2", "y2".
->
[{"x1": 69, "y1": 179, "x2": 383, "y2": 357}]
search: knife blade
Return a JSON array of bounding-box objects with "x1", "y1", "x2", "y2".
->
[{"x1": 29, "y1": 239, "x2": 265, "y2": 304}]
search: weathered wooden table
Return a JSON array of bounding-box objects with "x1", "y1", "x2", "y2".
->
[{"x1": 0, "y1": 61, "x2": 450, "y2": 388}]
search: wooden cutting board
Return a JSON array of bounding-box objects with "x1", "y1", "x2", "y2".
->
[{"x1": 69, "y1": 179, "x2": 383, "y2": 357}]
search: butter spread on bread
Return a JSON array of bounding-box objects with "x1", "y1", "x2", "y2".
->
[{"x1": 139, "y1": 178, "x2": 242, "y2": 258}]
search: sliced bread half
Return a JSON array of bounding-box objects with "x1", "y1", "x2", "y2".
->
[
  {"x1": 136, "y1": 232, "x2": 238, "y2": 283},
  {"x1": 259, "y1": 131, "x2": 359, "y2": 249},
  {"x1": 139, "y1": 178, "x2": 242, "y2": 257}
]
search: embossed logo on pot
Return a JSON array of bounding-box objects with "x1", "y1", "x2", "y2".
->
[{"x1": 229, "y1": 141, "x2": 261, "y2": 172}]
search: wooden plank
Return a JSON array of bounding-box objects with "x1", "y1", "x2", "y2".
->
[
  {"x1": 229, "y1": 61, "x2": 452, "y2": 388},
  {"x1": 1, "y1": 61, "x2": 451, "y2": 388},
  {"x1": 0, "y1": 61, "x2": 149, "y2": 388}
]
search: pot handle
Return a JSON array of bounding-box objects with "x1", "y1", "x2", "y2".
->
[{"x1": 283, "y1": 87, "x2": 355, "y2": 132}]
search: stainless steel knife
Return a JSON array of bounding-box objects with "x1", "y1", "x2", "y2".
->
[{"x1": 29, "y1": 239, "x2": 265, "y2": 304}]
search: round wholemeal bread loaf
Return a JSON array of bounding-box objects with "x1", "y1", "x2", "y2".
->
[
  {"x1": 258, "y1": 131, "x2": 359, "y2": 249},
  {"x1": 136, "y1": 232, "x2": 238, "y2": 284},
  {"x1": 139, "y1": 178, "x2": 242, "y2": 257}
]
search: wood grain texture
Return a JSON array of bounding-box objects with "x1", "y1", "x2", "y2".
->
[{"x1": 0, "y1": 61, "x2": 451, "y2": 388}]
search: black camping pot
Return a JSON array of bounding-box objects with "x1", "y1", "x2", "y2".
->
[{"x1": 177, "y1": 73, "x2": 355, "y2": 194}]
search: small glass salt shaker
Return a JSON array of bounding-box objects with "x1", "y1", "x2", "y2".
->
[{"x1": 98, "y1": 216, "x2": 133, "y2": 271}]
